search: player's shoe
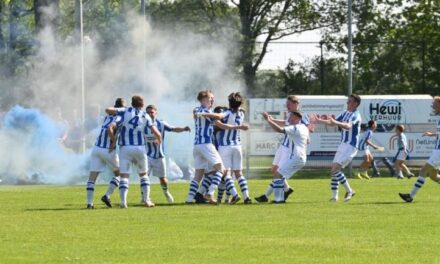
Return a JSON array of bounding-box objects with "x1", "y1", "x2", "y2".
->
[
  {"x1": 120, "y1": 203, "x2": 128, "y2": 209},
  {"x1": 397, "y1": 175, "x2": 404, "y2": 179},
  {"x1": 344, "y1": 191, "x2": 356, "y2": 202},
  {"x1": 329, "y1": 198, "x2": 338, "y2": 202},
  {"x1": 243, "y1": 197, "x2": 252, "y2": 204},
  {"x1": 229, "y1": 195, "x2": 241, "y2": 205},
  {"x1": 144, "y1": 200, "x2": 155, "y2": 208},
  {"x1": 361, "y1": 173, "x2": 370, "y2": 180},
  {"x1": 284, "y1": 187, "x2": 294, "y2": 200},
  {"x1": 255, "y1": 194, "x2": 269, "y2": 203},
  {"x1": 164, "y1": 192, "x2": 174, "y2": 204},
  {"x1": 101, "y1": 195, "x2": 112, "y2": 208},
  {"x1": 86, "y1": 204, "x2": 94, "y2": 209},
  {"x1": 271, "y1": 200, "x2": 285, "y2": 204},
  {"x1": 407, "y1": 173, "x2": 415, "y2": 179},
  {"x1": 356, "y1": 173, "x2": 363, "y2": 180},
  {"x1": 399, "y1": 193, "x2": 413, "y2": 203},
  {"x1": 203, "y1": 194, "x2": 217, "y2": 205},
  {"x1": 194, "y1": 192, "x2": 207, "y2": 204}
]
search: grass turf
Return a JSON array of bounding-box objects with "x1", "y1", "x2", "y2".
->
[{"x1": 1, "y1": 178, "x2": 440, "y2": 263}]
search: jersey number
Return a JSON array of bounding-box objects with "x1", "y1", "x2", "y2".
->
[{"x1": 128, "y1": 116, "x2": 139, "y2": 129}]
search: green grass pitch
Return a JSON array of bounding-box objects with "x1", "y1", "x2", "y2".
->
[{"x1": 1, "y1": 178, "x2": 440, "y2": 263}]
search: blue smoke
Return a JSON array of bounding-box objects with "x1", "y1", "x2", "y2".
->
[{"x1": 0, "y1": 106, "x2": 89, "y2": 184}]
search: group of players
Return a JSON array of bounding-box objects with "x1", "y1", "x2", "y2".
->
[{"x1": 85, "y1": 91, "x2": 440, "y2": 208}]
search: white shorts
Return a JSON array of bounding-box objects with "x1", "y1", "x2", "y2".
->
[
  {"x1": 119, "y1": 145, "x2": 148, "y2": 174},
  {"x1": 394, "y1": 150, "x2": 409, "y2": 161},
  {"x1": 148, "y1": 157, "x2": 167, "y2": 178},
  {"x1": 277, "y1": 155, "x2": 306, "y2": 179},
  {"x1": 333, "y1": 143, "x2": 358, "y2": 168},
  {"x1": 272, "y1": 146, "x2": 290, "y2": 167},
  {"x1": 219, "y1": 145, "x2": 242, "y2": 170},
  {"x1": 193, "y1": 143, "x2": 223, "y2": 170},
  {"x1": 427, "y1": 150, "x2": 440, "y2": 170},
  {"x1": 89, "y1": 146, "x2": 119, "y2": 172}
]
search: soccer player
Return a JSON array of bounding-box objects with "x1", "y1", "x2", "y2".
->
[
  {"x1": 216, "y1": 93, "x2": 251, "y2": 204},
  {"x1": 399, "y1": 96, "x2": 440, "y2": 202},
  {"x1": 262, "y1": 95, "x2": 311, "y2": 201},
  {"x1": 144, "y1": 104, "x2": 191, "y2": 203},
  {"x1": 105, "y1": 95, "x2": 162, "y2": 208},
  {"x1": 86, "y1": 98, "x2": 126, "y2": 209},
  {"x1": 185, "y1": 90, "x2": 245, "y2": 204},
  {"x1": 357, "y1": 120, "x2": 383, "y2": 180},
  {"x1": 255, "y1": 111, "x2": 309, "y2": 203},
  {"x1": 313, "y1": 94, "x2": 361, "y2": 202},
  {"x1": 393, "y1": 125, "x2": 414, "y2": 179}
]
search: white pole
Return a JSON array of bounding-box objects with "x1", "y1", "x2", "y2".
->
[
  {"x1": 142, "y1": 0, "x2": 147, "y2": 91},
  {"x1": 347, "y1": 0, "x2": 353, "y2": 176},
  {"x1": 80, "y1": 0, "x2": 86, "y2": 153}
]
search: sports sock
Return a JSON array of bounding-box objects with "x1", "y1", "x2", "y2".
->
[
  {"x1": 330, "y1": 173, "x2": 339, "y2": 199},
  {"x1": 140, "y1": 176, "x2": 150, "y2": 203},
  {"x1": 217, "y1": 179, "x2": 226, "y2": 202},
  {"x1": 198, "y1": 176, "x2": 212, "y2": 195},
  {"x1": 283, "y1": 178, "x2": 291, "y2": 192},
  {"x1": 237, "y1": 176, "x2": 249, "y2": 199},
  {"x1": 186, "y1": 180, "x2": 199, "y2": 202},
  {"x1": 86, "y1": 181, "x2": 95, "y2": 205},
  {"x1": 335, "y1": 171, "x2": 352, "y2": 193},
  {"x1": 265, "y1": 182, "x2": 274, "y2": 197},
  {"x1": 119, "y1": 178, "x2": 129, "y2": 206},
  {"x1": 273, "y1": 179, "x2": 285, "y2": 202},
  {"x1": 410, "y1": 176, "x2": 426, "y2": 198},
  {"x1": 224, "y1": 176, "x2": 238, "y2": 197},
  {"x1": 208, "y1": 171, "x2": 223, "y2": 195},
  {"x1": 105, "y1": 176, "x2": 120, "y2": 197}
]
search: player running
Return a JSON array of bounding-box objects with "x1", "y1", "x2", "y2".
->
[
  {"x1": 145, "y1": 104, "x2": 191, "y2": 203},
  {"x1": 105, "y1": 95, "x2": 161, "y2": 208},
  {"x1": 86, "y1": 98, "x2": 126, "y2": 209},
  {"x1": 357, "y1": 120, "x2": 383, "y2": 180},
  {"x1": 399, "y1": 96, "x2": 440, "y2": 202},
  {"x1": 393, "y1": 125, "x2": 414, "y2": 179},
  {"x1": 255, "y1": 111, "x2": 309, "y2": 203},
  {"x1": 312, "y1": 94, "x2": 362, "y2": 202}
]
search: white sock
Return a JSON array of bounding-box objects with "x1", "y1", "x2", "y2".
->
[
  {"x1": 224, "y1": 176, "x2": 238, "y2": 197},
  {"x1": 283, "y1": 178, "x2": 290, "y2": 192},
  {"x1": 140, "y1": 176, "x2": 150, "y2": 203},
  {"x1": 265, "y1": 183, "x2": 274, "y2": 197},
  {"x1": 186, "y1": 180, "x2": 199, "y2": 202},
  {"x1": 331, "y1": 173, "x2": 339, "y2": 199},
  {"x1": 410, "y1": 176, "x2": 426, "y2": 198},
  {"x1": 237, "y1": 176, "x2": 249, "y2": 199},
  {"x1": 105, "y1": 176, "x2": 120, "y2": 197},
  {"x1": 335, "y1": 171, "x2": 352, "y2": 193},
  {"x1": 208, "y1": 171, "x2": 223, "y2": 195},
  {"x1": 119, "y1": 178, "x2": 129, "y2": 206},
  {"x1": 273, "y1": 179, "x2": 284, "y2": 202},
  {"x1": 86, "y1": 180, "x2": 95, "y2": 205}
]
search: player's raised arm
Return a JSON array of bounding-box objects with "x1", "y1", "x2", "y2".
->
[
  {"x1": 263, "y1": 112, "x2": 284, "y2": 133},
  {"x1": 423, "y1": 131, "x2": 437, "y2": 137},
  {"x1": 311, "y1": 113, "x2": 333, "y2": 126}
]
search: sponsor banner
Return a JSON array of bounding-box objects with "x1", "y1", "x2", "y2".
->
[
  {"x1": 248, "y1": 131, "x2": 435, "y2": 159},
  {"x1": 249, "y1": 96, "x2": 434, "y2": 129}
]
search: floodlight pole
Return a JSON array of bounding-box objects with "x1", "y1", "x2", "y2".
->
[
  {"x1": 80, "y1": 0, "x2": 86, "y2": 153},
  {"x1": 347, "y1": 0, "x2": 353, "y2": 176}
]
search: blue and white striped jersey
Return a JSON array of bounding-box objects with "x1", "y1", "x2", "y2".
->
[
  {"x1": 397, "y1": 133, "x2": 408, "y2": 150},
  {"x1": 116, "y1": 107, "x2": 154, "y2": 146},
  {"x1": 358, "y1": 129, "x2": 373, "y2": 151},
  {"x1": 217, "y1": 109, "x2": 244, "y2": 146},
  {"x1": 335, "y1": 110, "x2": 362, "y2": 148},
  {"x1": 280, "y1": 113, "x2": 309, "y2": 148},
  {"x1": 284, "y1": 123, "x2": 309, "y2": 159},
  {"x1": 435, "y1": 119, "x2": 440, "y2": 150},
  {"x1": 194, "y1": 106, "x2": 214, "y2": 145},
  {"x1": 145, "y1": 119, "x2": 174, "y2": 159},
  {"x1": 94, "y1": 114, "x2": 121, "y2": 149}
]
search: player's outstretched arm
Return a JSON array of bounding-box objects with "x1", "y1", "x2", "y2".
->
[
  {"x1": 264, "y1": 114, "x2": 284, "y2": 134},
  {"x1": 311, "y1": 113, "x2": 333, "y2": 126},
  {"x1": 423, "y1": 131, "x2": 437, "y2": 137},
  {"x1": 329, "y1": 118, "x2": 352, "y2": 130},
  {"x1": 197, "y1": 112, "x2": 225, "y2": 120},
  {"x1": 172, "y1": 126, "x2": 191, "y2": 133},
  {"x1": 214, "y1": 120, "x2": 249, "y2": 130},
  {"x1": 366, "y1": 139, "x2": 381, "y2": 150},
  {"x1": 105, "y1": 107, "x2": 118, "y2": 115}
]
